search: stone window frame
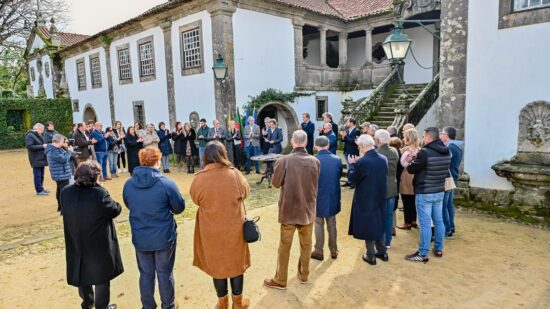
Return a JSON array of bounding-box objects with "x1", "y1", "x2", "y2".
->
[
  {"x1": 76, "y1": 57, "x2": 87, "y2": 91},
  {"x1": 133, "y1": 101, "x2": 146, "y2": 125},
  {"x1": 89, "y1": 52, "x2": 102, "y2": 89},
  {"x1": 179, "y1": 20, "x2": 205, "y2": 76},
  {"x1": 137, "y1": 35, "x2": 156, "y2": 82},
  {"x1": 499, "y1": 0, "x2": 550, "y2": 29},
  {"x1": 44, "y1": 61, "x2": 50, "y2": 78},
  {"x1": 72, "y1": 99, "x2": 80, "y2": 112},
  {"x1": 116, "y1": 43, "x2": 133, "y2": 85},
  {"x1": 316, "y1": 96, "x2": 329, "y2": 121}
]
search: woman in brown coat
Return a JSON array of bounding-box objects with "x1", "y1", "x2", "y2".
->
[
  {"x1": 397, "y1": 128, "x2": 421, "y2": 229},
  {"x1": 190, "y1": 141, "x2": 251, "y2": 309}
]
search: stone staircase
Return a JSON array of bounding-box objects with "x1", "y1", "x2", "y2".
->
[{"x1": 368, "y1": 83, "x2": 427, "y2": 128}]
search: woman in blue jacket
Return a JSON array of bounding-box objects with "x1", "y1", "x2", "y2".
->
[{"x1": 157, "y1": 122, "x2": 174, "y2": 173}]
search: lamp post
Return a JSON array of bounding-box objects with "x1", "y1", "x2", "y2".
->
[
  {"x1": 212, "y1": 54, "x2": 229, "y2": 118},
  {"x1": 382, "y1": 19, "x2": 441, "y2": 81}
]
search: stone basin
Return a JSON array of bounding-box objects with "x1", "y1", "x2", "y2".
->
[{"x1": 492, "y1": 159, "x2": 550, "y2": 206}]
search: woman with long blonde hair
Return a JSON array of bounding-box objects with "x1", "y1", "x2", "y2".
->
[{"x1": 397, "y1": 128, "x2": 420, "y2": 230}]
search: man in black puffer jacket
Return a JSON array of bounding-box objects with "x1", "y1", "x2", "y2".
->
[{"x1": 402, "y1": 127, "x2": 451, "y2": 263}]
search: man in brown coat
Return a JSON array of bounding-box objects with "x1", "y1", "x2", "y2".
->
[{"x1": 264, "y1": 130, "x2": 320, "y2": 290}]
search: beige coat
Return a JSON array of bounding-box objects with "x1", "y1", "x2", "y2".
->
[
  {"x1": 399, "y1": 145, "x2": 418, "y2": 195},
  {"x1": 190, "y1": 163, "x2": 251, "y2": 279},
  {"x1": 272, "y1": 147, "x2": 320, "y2": 225}
]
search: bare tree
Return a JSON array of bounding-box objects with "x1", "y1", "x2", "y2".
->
[{"x1": 0, "y1": 0, "x2": 69, "y2": 49}]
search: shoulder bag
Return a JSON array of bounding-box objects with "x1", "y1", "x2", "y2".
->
[{"x1": 233, "y1": 169, "x2": 261, "y2": 243}]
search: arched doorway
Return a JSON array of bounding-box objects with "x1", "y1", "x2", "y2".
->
[
  {"x1": 257, "y1": 101, "x2": 299, "y2": 151},
  {"x1": 83, "y1": 104, "x2": 97, "y2": 123}
]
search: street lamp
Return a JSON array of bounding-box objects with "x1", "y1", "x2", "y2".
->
[
  {"x1": 212, "y1": 54, "x2": 228, "y2": 82},
  {"x1": 212, "y1": 54, "x2": 229, "y2": 119},
  {"x1": 382, "y1": 24, "x2": 412, "y2": 64}
]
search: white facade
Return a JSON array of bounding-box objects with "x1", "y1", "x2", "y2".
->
[
  {"x1": 28, "y1": 36, "x2": 55, "y2": 99},
  {"x1": 172, "y1": 10, "x2": 216, "y2": 124},
  {"x1": 65, "y1": 47, "x2": 111, "y2": 123},
  {"x1": 464, "y1": 0, "x2": 550, "y2": 190},
  {"x1": 233, "y1": 8, "x2": 296, "y2": 108},
  {"x1": 110, "y1": 27, "x2": 169, "y2": 127}
]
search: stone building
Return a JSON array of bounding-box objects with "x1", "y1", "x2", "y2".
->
[{"x1": 24, "y1": 0, "x2": 550, "y2": 205}]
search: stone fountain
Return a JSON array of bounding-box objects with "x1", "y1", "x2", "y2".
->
[{"x1": 492, "y1": 101, "x2": 550, "y2": 206}]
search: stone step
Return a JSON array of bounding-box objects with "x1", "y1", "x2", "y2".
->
[
  {"x1": 376, "y1": 112, "x2": 395, "y2": 117},
  {"x1": 372, "y1": 116, "x2": 396, "y2": 121}
]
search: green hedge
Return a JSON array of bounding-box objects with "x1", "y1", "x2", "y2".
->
[{"x1": 0, "y1": 98, "x2": 72, "y2": 149}]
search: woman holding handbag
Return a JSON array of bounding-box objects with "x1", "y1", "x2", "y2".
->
[{"x1": 190, "y1": 141, "x2": 251, "y2": 309}]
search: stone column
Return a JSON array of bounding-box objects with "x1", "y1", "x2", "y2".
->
[
  {"x1": 293, "y1": 19, "x2": 304, "y2": 86},
  {"x1": 208, "y1": 0, "x2": 237, "y2": 122},
  {"x1": 161, "y1": 21, "x2": 177, "y2": 129},
  {"x1": 365, "y1": 28, "x2": 373, "y2": 64},
  {"x1": 103, "y1": 43, "x2": 116, "y2": 126},
  {"x1": 320, "y1": 27, "x2": 327, "y2": 67},
  {"x1": 438, "y1": 0, "x2": 468, "y2": 139},
  {"x1": 338, "y1": 32, "x2": 348, "y2": 68}
]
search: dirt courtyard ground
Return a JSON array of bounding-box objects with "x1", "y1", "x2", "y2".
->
[{"x1": 0, "y1": 149, "x2": 549, "y2": 308}]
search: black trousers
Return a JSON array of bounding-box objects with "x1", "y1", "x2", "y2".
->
[
  {"x1": 56, "y1": 179, "x2": 70, "y2": 212},
  {"x1": 213, "y1": 275, "x2": 244, "y2": 297},
  {"x1": 78, "y1": 282, "x2": 110, "y2": 309},
  {"x1": 401, "y1": 194, "x2": 417, "y2": 224},
  {"x1": 117, "y1": 152, "x2": 126, "y2": 169},
  {"x1": 365, "y1": 235, "x2": 387, "y2": 257}
]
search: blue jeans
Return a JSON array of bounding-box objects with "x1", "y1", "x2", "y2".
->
[
  {"x1": 199, "y1": 147, "x2": 205, "y2": 170},
  {"x1": 95, "y1": 152, "x2": 108, "y2": 178},
  {"x1": 245, "y1": 145, "x2": 260, "y2": 172},
  {"x1": 443, "y1": 190, "x2": 456, "y2": 234},
  {"x1": 108, "y1": 152, "x2": 118, "y2": 175},
  {"x1": 136, "y1": 241, "x2": 177, "y2": 309},
  {"x1": 161, "y1": 154, "x2": 171, "y2": 171},
  {"x1": 416, "y1": 192, "x2": 445, "y2": 256},
  {"x1": 385, "y1": 197, "x2": 396, "y2": 246},
  {"x1": 33, "y1": 167, "x2": 45, "y2": 193}
]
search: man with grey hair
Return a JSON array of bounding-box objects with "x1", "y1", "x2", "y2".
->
[
  {"x1": 348, "y1": 134, "x2": 389, "y2": 265},
  {"x1": 208, "y1": 119, "x2": 227, "y2": 143},
  {"x1": 322, "y1": 123, "x2": 337, "y2": 154},
  {"x1": 262, "y1": 117, "x2": 271, "y2": 154},
  {"x1": 45, "y1": 134, "x2": 73, "y2": 213},
  {"x1": 244, "y1": 116, "x2": 261, "y2": 174},
  {"x1": 367, "y1": 124, "x2": 379, "y2": 137},
  {"x1": 387, "y1": 126, "x2": 398, "y2": 137},
  {"x1": 311, "y1": 136, "x2": 342, "y2": 261},
  {"x1": 25, "y1": 123, "x2": 49, "y2": 196},
  {"x1": 375, "y1": 129, "x2": 399, "y2": 248},
  {"x1": 265, "y1": 130, "x2": 320, "y2": 290}
]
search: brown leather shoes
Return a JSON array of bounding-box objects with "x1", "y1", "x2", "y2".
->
[
  {"x1": 263, "y1": 278, "x2": 287, "y2": 290},
  {"x1": 310, "y1": 251, "x2": 324, "y2": 261}
]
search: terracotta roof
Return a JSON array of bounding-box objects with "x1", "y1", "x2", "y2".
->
[
  {"x1": 275, "y1": 0, "x2": 393, "y2": 20},
  {"x1": 35, "y1": 26, "x2": 90, "y2": 47},
  {"x1": 328, "y1": 0, "x2": 394, "y2": 20}
]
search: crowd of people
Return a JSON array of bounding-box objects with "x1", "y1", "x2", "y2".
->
[{"x1": 23, "y1": 113, "x2": 463, "y2": 309}]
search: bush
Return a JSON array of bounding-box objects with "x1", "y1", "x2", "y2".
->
[{"x1": 0, "y1": 98, "x2": 72, "y2": 149}]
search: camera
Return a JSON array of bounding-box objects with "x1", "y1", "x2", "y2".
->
[{"x1": 68, "y1": 138, "x2": 75, "y2": 147}]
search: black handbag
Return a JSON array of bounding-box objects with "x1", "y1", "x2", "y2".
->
[{"x1": 233, "y1": 170, "x2": 261, "y2": 243}]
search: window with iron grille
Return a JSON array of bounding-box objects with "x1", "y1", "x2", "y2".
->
[
  {"x1": 182, "y1": 28, "x2": 201, "y2": 68},
  {"x1": 514, "y1": 0, "x2": 550, "y2": 10},
  {"x1": 180, "y1": 21, "x2": 204, "y2": 76},
  {"x1": 76, "y1": 59, "x2": 86, "y2": 91},
  {"x1": 316, "y1": 97, "x2": 328, "y2": 120},
  {"x1": 90, "y1": 54, "x2": 102, "y2": 88},
  {"x1": 133, "y1": 101, "x2": 146, "y2": 125},
  {"x1": 138, "y1": 40, "x2": 155, "y2": 78},
  {"x1": 118, "y1": 48, "x2": 132, "y2": 81}
]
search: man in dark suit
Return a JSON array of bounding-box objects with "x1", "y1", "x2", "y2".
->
[
  {"x1": 348, "y1": 134, "x2": 388, "y2": 265},
  {"x1": 267, "y1": 119, "x2": 283, "y2": 154},
  {"x1": 311, "y1": 136, "x2": 342, "y2": 261},
  {"x1": 74, "y1": 123, "x2": 97, "y2": 164},
  {"x1": 340, "y1": 118, "x2": 360, "y2": 187},
  {"x1": 300, "y1": 113, "x2": 315, "y2": 155}
]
